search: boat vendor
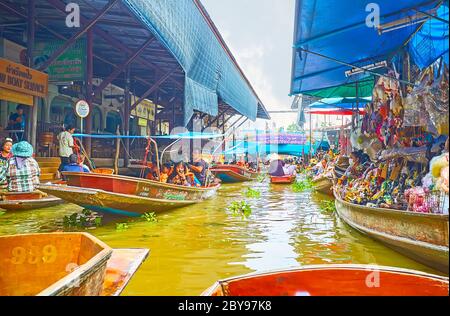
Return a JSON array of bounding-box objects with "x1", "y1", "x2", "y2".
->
[
  {"x1": 340, "y1": 150, "x2": 367, "y2": 184},
  {"x1": 61, "y1": 154, "x2": 91, "y2": 173},
  {"x1": 311, "y1": 159, "x2": 327, "y2": 176},
  {"x1": 57, "y1": 125, "x2": 76, "y2": 175},
  {"x1": 268, "y1": 155, "x2": 285, "y2": 177},
  {"x1": 187, "y1": 150, "x2": 209, "y2": 186},
  {"x1": 0, "y1": 138, "x2": 13, "y2": 189},
  {"x1": 6, "y1": 141, "x2": 40, "y2": 193}
]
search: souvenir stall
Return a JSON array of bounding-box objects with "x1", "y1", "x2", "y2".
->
[{"x1": 336, "y1": 64, "x2": 449, "y2": 214}]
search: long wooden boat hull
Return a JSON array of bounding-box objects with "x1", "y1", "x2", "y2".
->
[
  {"x1": 0, "y1": 195, "x2": 64, "y2": 211},
  {"x1": 0, "y1": 233, "x2": 112, "y2": 296},
  {"x1": 270, "y1": 175, "x2": 296, "y2": 184},
  {"x1": 39, "y1": 184, "x2": 214, "y2": 217},
  {"x1": 61, "y1": 172, "x2": 220, "y2": 202},
  {"x1": 312, "y1": 177, "x2": 334, "y2": 196},
  {"x1": 202, "y1": 265, "x2": 449, "y2": 296},
  {"x1": 210, "y1": 165, "x2": 258, "y2": 183},
  {"x1": 334, "y1": 191, "x2": 449, "y2": 273}
]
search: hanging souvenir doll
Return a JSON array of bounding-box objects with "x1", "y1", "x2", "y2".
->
[{"x1": 361, "y1": 103, "x2": 372, "y2": 135}]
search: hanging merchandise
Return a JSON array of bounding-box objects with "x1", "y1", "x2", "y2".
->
[{"x1": 427, "y1": 65, "x2": 449, "y2": 135}]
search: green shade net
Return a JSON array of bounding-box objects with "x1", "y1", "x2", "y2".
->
[{"x1": 301, "y1": 77, "x2": 375, "y2": 99}]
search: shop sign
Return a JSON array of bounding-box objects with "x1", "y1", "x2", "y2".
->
[
  {"x1": 0, "y1": 87, "x2": 34, "y2": 106},
  {"x1": 75, "y1": 99, "x2": 90, "y2": 118},
  {"x1": 131, "y1": 99, "x2": 156, "y2": 121},
  {"x1": 0, "y1": 58, "x2": 48, "y2": 98},
  {"x1": 138, "y1": 118, "x2": 148, "y2": 127},
  {"x1": 33, "y1": 39, "x2": 86, "y2": 82}
]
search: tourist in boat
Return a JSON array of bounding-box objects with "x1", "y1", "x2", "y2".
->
[
  {"x1": 57, "y1": 124, "x2": 76, "y2": 175},
  {"x1": 168, "y1": 162, "x2": 192, "y2": 186},
  {"x1": 159, "y1": 163, "x2": 174, "y2": 183},
  {"x1": 61, "y1": 154, "x2": 91, "y2": 173},
  {"x1": 6, "y1": 141, "x2": 40, "y2": 193},
  {"x1": 0, "y1": 138, "x2": 13, "y2": 189},
  {"x1": 146, "y1": 163, "x2": 160, "y2": 181},
  {"x1": 185, "y1": 167, "x2": 202, "y2": 187},
  {"x1": 1, "y1": 138, "x2": 13, "y2": 161},
  {"x1": 283, "y1": 158, "x2": 297, "y2": 176},
  {"x1": 187, "y1": 150, "x2": 209, "y2": 186}
]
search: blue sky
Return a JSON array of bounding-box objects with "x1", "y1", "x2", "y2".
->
[{"x1": 201, "y1": 0, "x2": 296, "y2": 129}]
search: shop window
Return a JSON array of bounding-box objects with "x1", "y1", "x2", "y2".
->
[
  {"x1": 106, "y1": 111, "x2": 122, "y2": 134},
  {"x1": 92, "y1": 107, "x2": 102, "y2": 133}
]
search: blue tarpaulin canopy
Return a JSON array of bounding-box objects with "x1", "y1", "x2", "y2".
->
[
  {"x1": 308, "y1": 97, "x2": 372, "y2": 110},
  {"x1": 123, "y1": 0, "x2": 269, "y2": 124},
  {"x1": 290, "y1": 0, "x2": 443, "y2": 95},
  {"x1": 409, "y1": 3, "x2": 449, "y2": 69}
]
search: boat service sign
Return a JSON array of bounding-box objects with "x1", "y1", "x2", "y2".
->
[
  {"x1": 0, "y1": 58, "x2": 48, "y2": 99},
  {"x1": 75, "y1": 99, "x2": 90, "y2": 118}
]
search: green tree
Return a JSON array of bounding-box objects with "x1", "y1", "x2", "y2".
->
[{"x1": 286, "y1": 123, "x2": 301, "y2": 133}]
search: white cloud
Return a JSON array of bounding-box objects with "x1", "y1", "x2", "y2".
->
[{"x1": 202, "y1": 0, "x2": 296, "y2": 128}]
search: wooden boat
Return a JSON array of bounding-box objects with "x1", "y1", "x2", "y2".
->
[
  {"x1": 202, "y1": 265, "x2": 448, "y2": 296},
  {"x1": 312, "y1": 176, "x2": 334, "y2": 196},
  {"x1": 0, "y1": 233, "x2": 149, "y2": 296},
  {"x1": 39, "y1": 172, "x2": 220, "y2": 217},
  {"x1": 101, "y1": 248, "x2": 149, "y2": 296},
  {"x1": 0, "y1": 232, "x2": 111, "y2": 296},
  {"x1": 0, "y1": 191, "x2": 64, "y2": 211},
  {"x1": 334, "y1": 190, "x2": 449, "y2": 273},
  {"x1": 210, "y1": 164, "x2": 258, "y2": 183},
  {"x1": 270, "y1": 175, "x2": 296, "y2": 184}
]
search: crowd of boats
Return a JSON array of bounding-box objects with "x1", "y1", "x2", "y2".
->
[{"x1": 0, "y1": 133, "x2": 448, "y2": 296}]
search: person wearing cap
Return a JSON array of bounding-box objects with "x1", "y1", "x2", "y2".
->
[
  {"x1": 6, "y1": 141, "x2": 40, "y2": 193},
  {"x1": 7, "y1": 105, "x2": 26, "y2": 142},
  {"x1": 61, "y1": 153, "x2": 90, "y2": 173},
  {"x1": 0, "y1": 138, "x2": 13, "y2": 189}
]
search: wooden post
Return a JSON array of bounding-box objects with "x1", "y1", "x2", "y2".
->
[
  {"x1": 124, "y1": 66, "x2": 130, "y2": 168},
  {"x1": 114, "y1": 126, "x2": 120, "y2": 175},
  {"x1": 85, "y1": 29, "x2": 94, "y2": 156},
  {"x1": 27, "y1": 0, "x2": 37, "y2": 148}
]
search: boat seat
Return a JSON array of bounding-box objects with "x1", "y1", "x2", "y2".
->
[{"x1": 0, "y1": 190, "x2": 47, "y2": 201}]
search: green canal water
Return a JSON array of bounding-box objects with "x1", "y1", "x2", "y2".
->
[{"x1": 0, "y1": 181, "x2": 442, "y2": 295}]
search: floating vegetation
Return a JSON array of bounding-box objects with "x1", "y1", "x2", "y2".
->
[
  {"x1": 142, "y1": 212, "x2": 158, "y2": 223},
  {"x1": 63, "y1": 209, "x2": 102, "y2": 229},
  {"x1": 0, "y1": 211, "x2": 5, "y2": 217},
  {"x1": 244, "y1": 188, "x2": 261, "y2": 198},
  {"x1": 320, "y1": 200, "x2": 336, "y2": 213},
  {"x1": 227, "y1": 200, "x2": 252, "y2": 219},
  {"x1": 116, "y1": 223, "x2": 129, "y2": 231},
  {"x1": 292, "y1": 178, "x2": 314, "y2": 193},
  {"x1": 257, "y1": 173, "x2": 266, "y2": 183}
]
